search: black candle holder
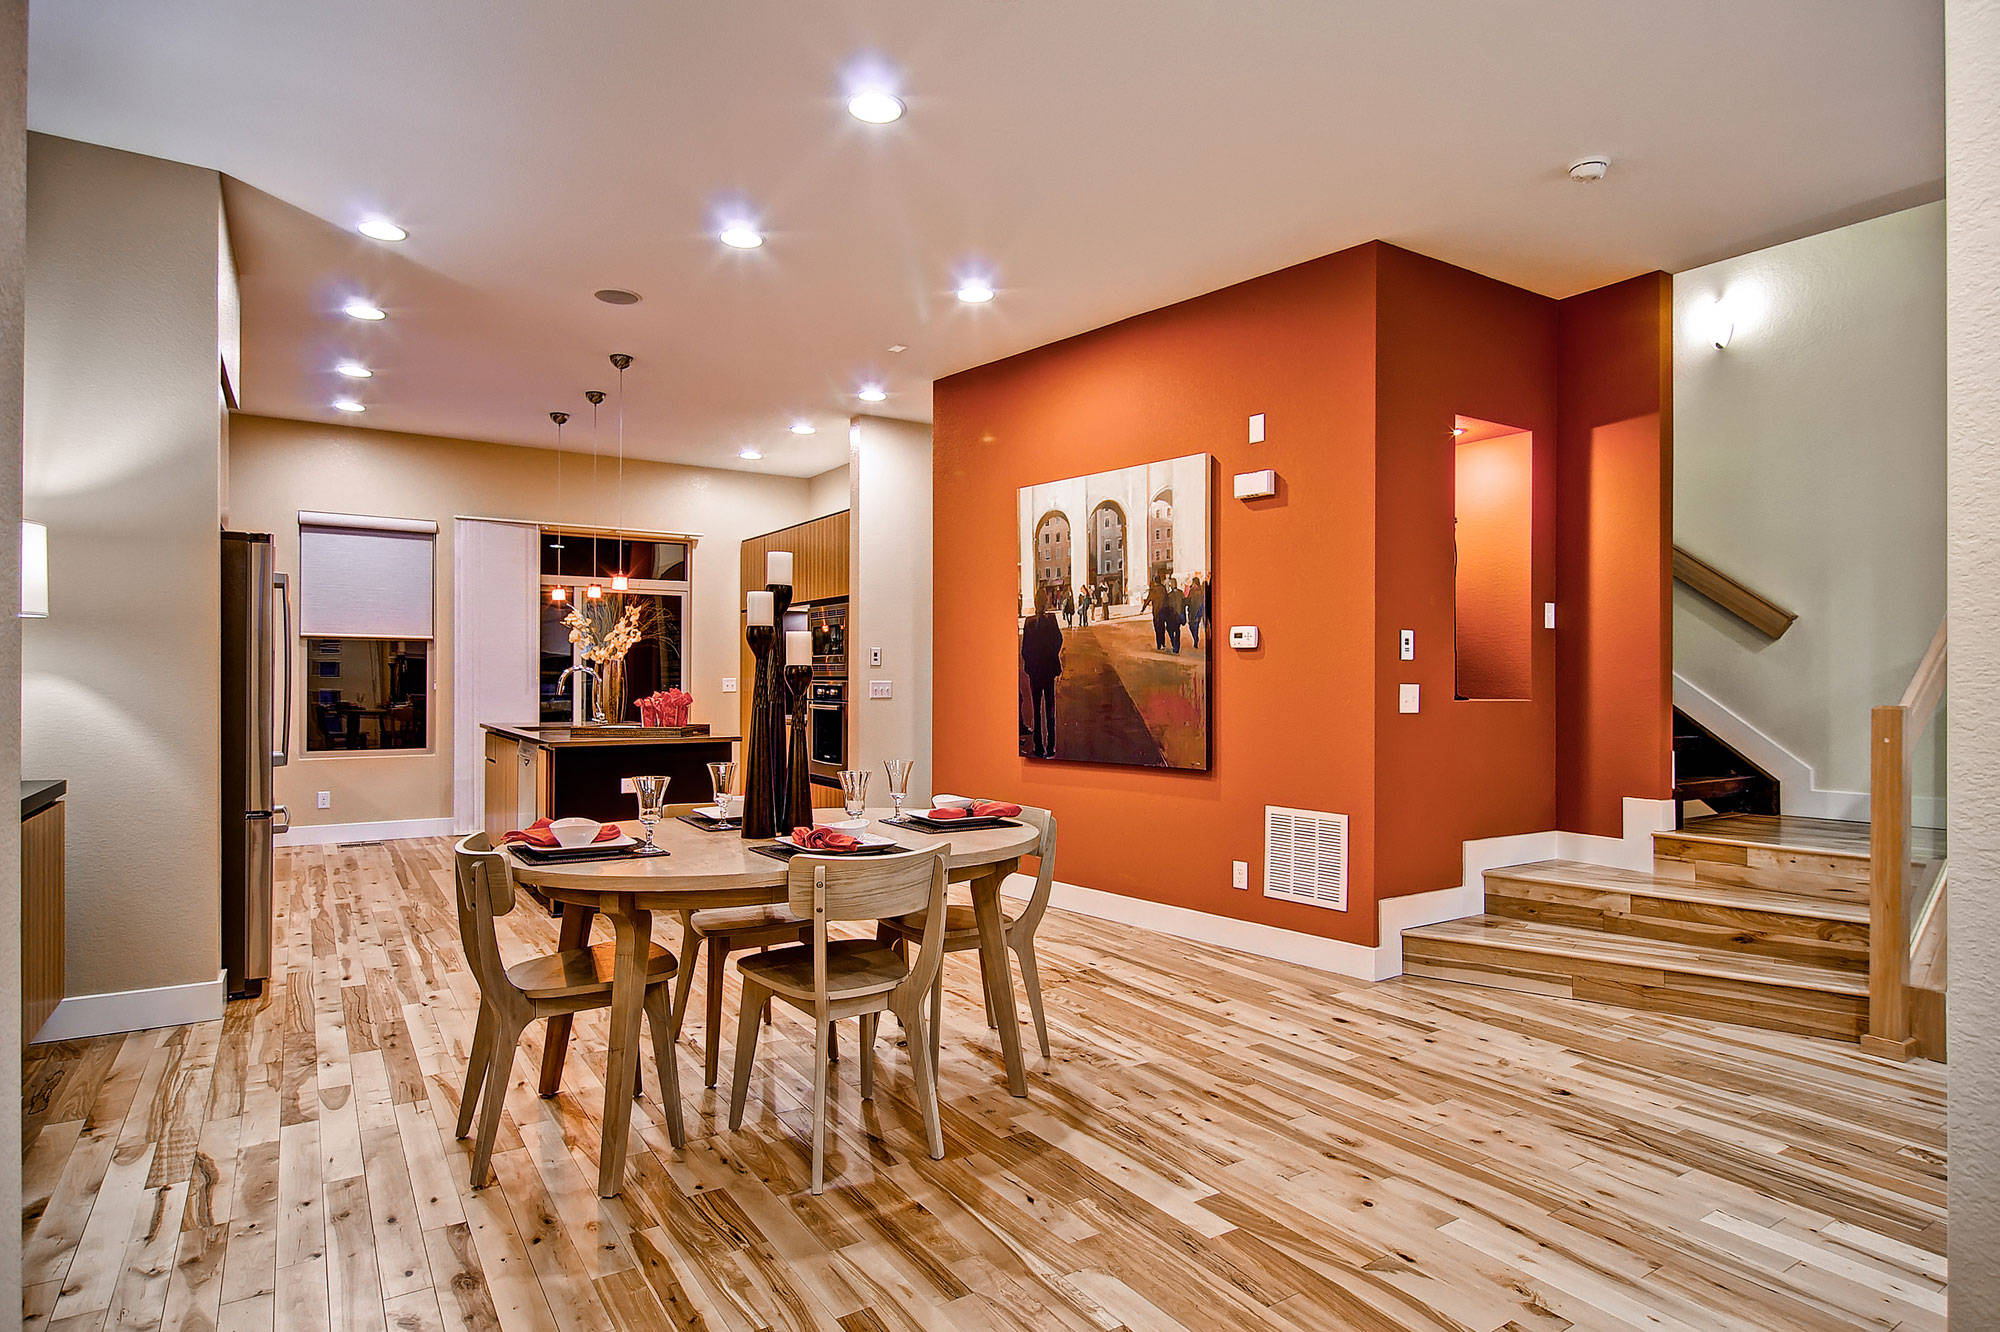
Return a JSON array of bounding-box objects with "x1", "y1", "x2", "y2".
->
[
  {"x1": 785, "y1": 662, "x2": 813, "y2": 832},
  {"x1": 742, "y1": 622, "x2": 777, "y2": 839},
  {"x1": 766, "y1": 581, "x2": 794, "y2": 828}
]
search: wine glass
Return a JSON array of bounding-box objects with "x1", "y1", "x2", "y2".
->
[
  {"x1": 883, "y1": 758, "x2": 914, "y2": 821},
  {"x1": 706, "y1": 760, "x2": 737, "y2": 821},
  {"x1": 631, "y1": 774, "x2": 670, "y2": 856},
  {"x1": 839, "y1": 768, "x2": 870, "y2": 821}
]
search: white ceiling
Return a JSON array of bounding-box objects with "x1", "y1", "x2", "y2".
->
[{"x1": 28, "y1": 1, "x2": 1942, "y2": 477}]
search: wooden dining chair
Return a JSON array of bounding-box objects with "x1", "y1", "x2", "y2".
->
[
  {"x1": 450, "y1": 833, "x2": 686, "y2": 1188},
  {"x1": 726, "y1": 847, "x2": 949, "y2": 1193},
  {"x1": 878, "y1": 807, "x2": 1058, "y2": 1071},
  {"x1": 671, "y1": 903, "x2": 817, "y2": 1087}
]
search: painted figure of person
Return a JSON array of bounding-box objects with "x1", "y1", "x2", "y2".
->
[
  {"x1": 1062, "y1": 587, "x2": 1075, "y2": 628},
  {"x1": 1021, "y1": 594, "x2": 1065, "y2": 758},
  {"x1": 1185, "y1": 574, "x2": 1206, "y2": 649}
]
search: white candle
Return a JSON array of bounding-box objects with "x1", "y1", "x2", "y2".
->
[
  {"x1": 787, "y1": 629, "x2": 812, "y2": 663},
  {"x1": 746, "y1": 590, "x2": 774, "y2": 626},
  {"x1": 766, "y1": 550, "x2": 793, "y2": 585}
]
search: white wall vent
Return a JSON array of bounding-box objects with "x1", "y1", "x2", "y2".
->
[{"x1": 1263, "y1": 805, "x2": 1348, "y2": 910}]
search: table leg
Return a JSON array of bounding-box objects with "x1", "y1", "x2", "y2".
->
[
  {"x1": 598, "y1": 904, "x2": 652, "y2": 1197},
  {"x1": 971, "y1": 870, "x2": 1028, "y2": 1097},
  {"x1": 538, "y1": 903, "x2": 595, "y2": 1096}
]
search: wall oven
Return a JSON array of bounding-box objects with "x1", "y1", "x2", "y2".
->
[{"x1": 807, "y1": 680, "x2": 846, "y2": 780}]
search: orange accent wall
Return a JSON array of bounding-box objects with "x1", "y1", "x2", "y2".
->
[{"x1": 1553, "y1": 273, "x2": 1675, "y2": 836}]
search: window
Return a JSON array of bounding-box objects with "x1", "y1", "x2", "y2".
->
[
  {"x1": 538, "y1": 528, "x2": 692, "y2": 724},
  {"x1": 306, "y1": 639, "x2": 429, "y2": 751}
]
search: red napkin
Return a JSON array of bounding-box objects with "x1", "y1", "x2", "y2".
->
[
  {"x1": 792, "y1": 825, "x2": 861, "y2": 851},
  {"x1": 972, "y1": 801, "x2": 1022, "y2": 818},
  {"x1": 924, "y1": 806, "x2": 967, "y2": 820},
  {"x1": 503, "y1": 819, "x2": 620, "y2": 848}
]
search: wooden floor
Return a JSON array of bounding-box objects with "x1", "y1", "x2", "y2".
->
[{"x1": 22, "y1": 838, "x2": 1949, "y2": 1332}]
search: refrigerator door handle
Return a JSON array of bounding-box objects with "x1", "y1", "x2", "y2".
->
[
  {"x1": 271, "y1": 804, "x2": 291, "y2": 834},
  {"x1": 273, "y1": 572, "x2": 293, "y2": 767}
]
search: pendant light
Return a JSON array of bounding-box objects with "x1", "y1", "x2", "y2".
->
[
  {"x1": 547, "y1": 411, "x2": 569, "y2": 603},
  {"x1": 583, "y1": 389, "x2": 606, "y2": 600},
  {"x1": 609, "y1": 353, "x2": 633, "y2": 591}
]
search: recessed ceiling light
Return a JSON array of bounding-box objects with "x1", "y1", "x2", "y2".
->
[
  {"x1": 789, "y1": 421, "x2": 816, "y2": 435},
  {"x1": 856, "y1": 385, "x2": 887, "y2": 403},
  {"x1": 594, "y1": 288, "x2": 642, "y2": 305},
  {"x1": 718, "y1": 224, "x2": 764, "y2": 250},
  {"x1": 847, "y1": 89, "x2": 905, "y2": 124},
  {"x1": 335, "y1": 361, "x2": 372, "y2": 379},
  {"x1": 356, "y1": 217, "x2": 407, "y2": 242},
  {"x1": 333, "y1": 398, "x2": 365, "y2": 413},
  {"x1": 342, "y1": 298, "x2": 386, "y2": 321},
  {"x1": 956, "y1": 278, "x2": 995, "y2": 304},
  {"x1": 739, "y1": 448, "x2": 764, "y2": 460},
  {"x1": 887, "y1": 344, "x2": 908, "y2": 354}
]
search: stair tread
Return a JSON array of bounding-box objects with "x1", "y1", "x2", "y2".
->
[
  {"x1": 1404, "y1": 915, "x2": 1870, "y2": 995},
  {"x1": 1487, "y1": 860, "x2": 1870, "y2": 923},
  {"x1": 1666, "y1": 814, "x2": 1945, "y2": 861}
]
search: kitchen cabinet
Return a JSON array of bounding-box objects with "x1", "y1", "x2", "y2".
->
[
  {"x1": 483, "y1": 730, "x2": 546, "y2": 842},
  {"x1": 740, "y1": 509, "x2": 849, "y2": 605},
  {"x1": 23, "y1": 780, "x2": 65, "y2": 1047}
]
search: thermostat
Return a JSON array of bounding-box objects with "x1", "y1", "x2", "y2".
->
[
  {"x1": 1233, "y1": 469, "x2": 1277, "y2": 500},
  {"x1": 1229, "y1": 626, "x2": 1259, "y2": 649}
]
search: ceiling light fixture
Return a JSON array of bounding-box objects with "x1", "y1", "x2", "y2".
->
[
  {"x1": 789, "y1": 421, "x2": 816, "y2": 435},
  {"x1": 356, "y1": 217, "x2": 407, "y2": 242},
  {"x1": 342, "y1": 298, "x2": 386, "y2": 321},
  {"x1": 955, "y1": 278, "x2": 995, "y2": 304},
  {"x1": 585, "y1": 389, "x2": 605, "y2": 601},
  {"x1": 1568, "y1": 157, "x2": 1610, "y2": 183},
  {"x1": 332, "y1": 398, "x2": 365, "y2": 413},
  {"x1": 739, "y1": 448, "x2": 764, "y2": 460},
  {"x1": 887, "y1": 344, "x2": 907, "y2": 354},
  {"x1": 846, "y1": 89, "x2": 905, "y2": 124},
  {"x1": 856, "y1": 384, "x2": 887, "y2": 403},
  {"x1": 594, "y1": 288, "x2": 642, "y2": 305},
  {"x1": 718, "y1": 224, "x2": 764, "y2": 250},
  {"x1": 609, "y1": 353, "x2": 633, "y2": 592},
  {"x1": 549, "y1": 410, "x2": 570, "y2": 603},
  {"x1": 335, "y1": 361, "x2": 372, "y2": 379}
]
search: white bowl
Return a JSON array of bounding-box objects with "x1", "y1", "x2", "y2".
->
[
  {"x1": 931, "y1": 794, "x2": 975, "y2": 809},
  {"x1": 817, "y1": 818, "x2": 869, "y2": 832},
  {"x1": 549, "y1": 817, "x2": 602, "y2": 848}
]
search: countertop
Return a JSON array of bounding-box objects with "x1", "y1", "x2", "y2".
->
[
  {"x1": 22, "y1": 779, "x2": 65, "y2": 819},
  {"x1": 482, "y1": 723, "x2": 738, "y2": 749}
]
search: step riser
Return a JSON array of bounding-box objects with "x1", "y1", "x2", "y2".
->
[
  {"x1": 1484, "y1": 878, "x2": 1869, "y2": 973},
  {"x1": 1403, "y1": 938, "x2": 1868, "y2": 1042},
  {"x1": 1653, "y1": 835, "x2": 1871, "y2": 905}
]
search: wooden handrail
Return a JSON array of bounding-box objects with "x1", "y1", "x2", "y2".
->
[
  {"x1": 1863, "y1": 616, "x2": 1947, "y2": 1061},
  {"x1": 1672, "y1": 546, "x2": 1798, "y2": 640}
]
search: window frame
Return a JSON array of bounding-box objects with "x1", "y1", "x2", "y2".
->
[{"x1": 537, "y1": 528, "x2": 695, "y2": 725}]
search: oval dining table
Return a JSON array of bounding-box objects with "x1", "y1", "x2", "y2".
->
[{"x1": 505, "y1": 808, "x2": 1042, "y2": 1196}]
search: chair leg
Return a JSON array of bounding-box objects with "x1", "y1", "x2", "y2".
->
[
  {"x1": 1014, "y1": 938, "x2": 1051, "y2": 1059},
  {"x1": 980, "y1": 954, "x2": 998, "y2": 1030},
  {"x1": 470, "y1": 1019, "x2": 520, "y2": 1188},
  {"x1": 895, "y1": 995, "x2": 945, "y2": 1161},
  {"x1": 726, "y1": 979, "x2": 767, "y2": 1131},
  {"x1": 704, "y1": 939, "x2": 728, "y2": 1087},
  {"x1": 929, "y1": 967, "x2": 944, "y2": 1083},
  {"x1": 859, "y1": 1013, "x2": 878, "y2": 1100},
  {"x1": 668, "y1": 927, "x2": 701, "y2": 1043},
  {"x1": 643, "y1": 984, "x2": 687, "y2": 1149},
  {"x1": 811, "y1": 1017, "x2": 832, "y2": 1195},
  {"x1": 456, "y1": 1002, "x2": 496, "y2": 1140}
]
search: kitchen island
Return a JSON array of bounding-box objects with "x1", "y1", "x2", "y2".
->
[{"x1": 481, "y1": 724, "x2": 737, "y2": 840}]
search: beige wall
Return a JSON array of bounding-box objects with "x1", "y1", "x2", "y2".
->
[
  {"x1": 806, "y1": 465, "x2": 848, "y2": 519},
  {"x1": 847, "y1": 416, "x2": 933, "y2": 801},
  {"x1": 1949, "y1": 0, "x2": 2000, "y2": 1313},
  {"x1": 1, "y1": 0, "x2": 28, "y2": 1304},
  {"x1": 1673, "y1": 203, "x2": 1946, "y2": 810},
  {"x1": 25, "y1": 134, "x2": 225, "y2": 997},
  {"x1": 226, "y1": 414, "x2": 812, "y2": 828}
]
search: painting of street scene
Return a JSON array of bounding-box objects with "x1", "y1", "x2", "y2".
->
[{"x1": 1018, "y1": 454, "x2": 1211, "y2": 769}]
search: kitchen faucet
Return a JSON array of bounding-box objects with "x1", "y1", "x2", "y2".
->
[{"x1": 557, "y1": 665, "x2": 609, "y2": 725}]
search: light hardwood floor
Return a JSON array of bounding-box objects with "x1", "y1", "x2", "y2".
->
[{"x1": 22, "y1": 837, "x2": 1948, "y2": 1331}]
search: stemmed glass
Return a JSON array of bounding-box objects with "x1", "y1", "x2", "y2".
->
[
  {"x1": 631, "y1": 774, "x2": 670, "y2": 856},
  {"x1": 839, "y1": 768, "x2": 870, "y2": 821},
  {"x1": 883, "y1": 758, "x2": 914, "y2": 821},
  {"x1": 706, "y1": 760, "x2": 738, "y2": 822}
]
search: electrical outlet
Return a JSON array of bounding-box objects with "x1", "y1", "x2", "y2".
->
[
  {"x1": 1231, "y1": 860, "x2": 1249, "y2": 890},
  {"x1": 315, "y1": 790, "x2": 331, "y2": 810},
  {"x1": 869, "y1": 647, "x2": 882, "y2": 667},
  {"x1": 1544, "y1": 602, "x2": 1556, "y2": 629},
  {"x1": 869, "y1": 680, "x2": 892, "y2": 699},
  {"x1": 722, "y1": 677, "x2": 737, "y2": 693},
  {"x1": 1399, "y1": 629, "x2": 1414, "y2": 661},
  {"x1": 1399, "y1": 683, "x2": 1420, "y2": 714}
]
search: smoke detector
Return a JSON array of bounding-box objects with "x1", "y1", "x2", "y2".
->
[{"x1": 1568, "y1": 158, "x2": 1611, "y2": 183}]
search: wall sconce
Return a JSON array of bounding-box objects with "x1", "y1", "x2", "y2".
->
[
  {"x1": 1709, "y1": 309, "x2": 1734, "y2": 350},
  {"x1": 20, "y1": 520, "x2": 47, "y2": 618}
]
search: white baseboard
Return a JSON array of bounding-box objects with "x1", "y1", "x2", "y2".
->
[
  {"x1": 276, "y1": 816, "x2": 456, "y2": 847},
  {"x1": 35, "y1": 968, "x2": 228, "y2": 1042}
]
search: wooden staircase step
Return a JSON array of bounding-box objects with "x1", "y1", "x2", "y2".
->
[
  {"x1": 1484, "y1": 860, "x2": 1868, "y2": 972},
  {"x1": 1403, "y1": 915, "x2": 1868, "y2": 1042},
  {"x1": 1655, "y1": 814, "x2": 1945, "y2": 906}
]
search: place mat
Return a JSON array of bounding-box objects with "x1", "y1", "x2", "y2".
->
[
  {"x1": 749, "y1": 839, "x2": 910, "y2": 863},
  {"x1": 887, "y1": 812, "x2": 1022, "y2": 832},
  {"x1": 509, "y1": 842, "x2": 657, "y2": 865},
  {"x1": 678, "y1": 812, "x2": 741, "y2": 832}
]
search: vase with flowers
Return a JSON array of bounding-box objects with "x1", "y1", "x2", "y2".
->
[{"x1": 562, "y1": 598, "x2": 653, "y2": 722}]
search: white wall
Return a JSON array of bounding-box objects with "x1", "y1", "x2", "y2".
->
[
  {"x1": 1673, "y1": 203, "x2": 1945, "y2": 807},
  {"x1": 847, "y1": 417, "x2": 933, "y2": 802},
  {"x1": 0, "y1": 0, "x2": 28, "y2": 1306},
  {"x1": 1948, "y1": 0, "x2": 2000, "y2": 1313},
  {"x1": 24, "y1": 134, "x2": 225, "y2": 1001},
  {"x1": 806, "y1": 465, "x2": 848, "y2": 519}
]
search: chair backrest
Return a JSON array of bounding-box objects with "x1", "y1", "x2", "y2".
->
[
  {"x1": 786, "y1": 847, "x2": 949, "y2": 1006},
  {"x1": 1009, "y1": 807, "x2": 1059, "y2": 935},
  {"x1": 452, "y1": 833, "x2": 517, "y2": 1001}
]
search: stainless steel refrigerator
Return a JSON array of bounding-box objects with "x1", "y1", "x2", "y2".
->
[{"x1": 221, "y1": 530, "x2": 291, "y2": 998}]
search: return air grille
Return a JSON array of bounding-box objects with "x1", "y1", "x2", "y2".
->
[{"x1": 1263, "y1": 806, "x2": 1348, "y2": 910}]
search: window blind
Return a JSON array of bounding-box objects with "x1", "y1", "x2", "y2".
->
[{"x1": 298, "y1": 511, "x2": 437, "y2": 639}]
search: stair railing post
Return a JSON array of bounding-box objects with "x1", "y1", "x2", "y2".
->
[{"x1": 1863, "y1": 703, "x2": 1916, "y2": 1060}]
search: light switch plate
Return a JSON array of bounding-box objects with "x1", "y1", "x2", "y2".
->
[
  {"x1": 1231, "y1": 860, "x2": 1249, "y2": 890},
  {"x1": 1233, "y1": 469, "x2": 1278, "y2": 500},
  {"x1": 1229, "y1": 625, "x2": 1259, "y2": 649},
  {"x1": 1249, "y1": 413, "x2": 1266, "y2": 444},
  {"x1": 722, "y1": 676, "x2": 738, "y2": 693},
  {"x1": 1399, "y1": 683, "x2": 1420, "y2": 713},
  {"x1": 316, "y1": 790, "x2": 331, "y2": 810},
  {"x1": 1399, "y1": 629, "x2": 1414, "y2": 661},
  {"x1": 869, "y1": 647, "x2": 882, "y2": 667},
  {"x1": 869, "y1": 680, "x2": 892, "y2": 699},
  {"x1": 1544, "y1": 602, "x2": 1556, "y2": 629}
]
